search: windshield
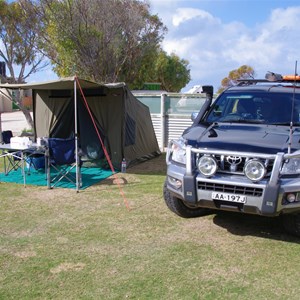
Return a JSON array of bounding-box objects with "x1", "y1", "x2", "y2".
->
[{"x1": 205, "y1": 91, "x2": 300, "y2": 125}]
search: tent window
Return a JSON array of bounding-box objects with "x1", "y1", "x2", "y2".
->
[{"x1": 125, "y1": 113, "x2": 136, "y2": 146}]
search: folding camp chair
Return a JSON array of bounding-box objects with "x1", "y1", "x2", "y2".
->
[
  {"x1": 46, "y1": 137, "x2": 81, "y2": 189},
  {"x1": 1, "y1": 130, "x2": 22, "y2": 174}
]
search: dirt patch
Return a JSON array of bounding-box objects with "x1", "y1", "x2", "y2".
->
[
  {"x1": 14, "y1": 251, "x2": 37, "y2": 259},
  {"x1": 28, "y1": 188, "x2": 73, "y2": 202},
  {"x1": 50, "y1": 262, "x2": 86, "y2": 274},
  {"x1": 56, "y1": 236, "x2": 70, "y2": 243}
]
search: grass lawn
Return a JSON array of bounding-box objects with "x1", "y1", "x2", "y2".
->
[{"x1": 1, "y1": 154, "x2": 300, "y2": 299}]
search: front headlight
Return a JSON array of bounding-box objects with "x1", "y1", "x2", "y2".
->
[
  {"x1": 244, "y1": 159, "x2": 266, "y2": 182},
  {"x1": 281, "y1": 158, "x2": 300, "y2": 175},
  {"x1": 169, "y1": 138, "x2": 186, "y2": 165},
  {"x1": 198, "y1": 155, "x2": 218, "y2": 177}
]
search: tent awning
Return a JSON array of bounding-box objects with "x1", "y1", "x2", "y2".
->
[{"x1": 0, "y1": 76, "x2": 126, "y2": 90}]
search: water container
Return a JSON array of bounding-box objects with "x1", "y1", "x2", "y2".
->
[{"x1": 121, "y1": 158, "x2": 127, "y2": 173}]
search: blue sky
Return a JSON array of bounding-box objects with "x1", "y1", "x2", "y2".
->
[
  {"x1": 148, "y1": 0, "x2": 300, "y2": 91},
  {"x1": 26, "y1": 0, "x2": 300, "y2": 92}
]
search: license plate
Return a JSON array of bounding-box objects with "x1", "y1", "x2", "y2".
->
[{"x1": 212, "y1": 192, "x2": 247, "y2": 203}]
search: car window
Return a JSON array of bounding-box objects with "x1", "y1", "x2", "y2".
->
[{"x1": 205, "y1": 92, "x2": 300, "y2": 125}]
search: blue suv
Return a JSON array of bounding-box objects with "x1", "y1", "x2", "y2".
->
[{"x1": 164, "y1": 74, "x2": 300, "y2": 236}]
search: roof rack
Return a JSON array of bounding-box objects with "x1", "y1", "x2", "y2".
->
[{"x1": 237, "y1": 72, "x2": 300, "y2": 86}]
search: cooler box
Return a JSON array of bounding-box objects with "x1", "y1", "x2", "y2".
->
[{"x1": 10, "y1": 137, "x2": 31, "y2": 149}]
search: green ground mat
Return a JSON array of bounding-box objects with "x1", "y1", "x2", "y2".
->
[{"x1": 0, "y1": 166, "x2": 114, "y2": 189}]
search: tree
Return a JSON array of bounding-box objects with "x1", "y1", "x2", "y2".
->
[
  {"x1": 14, "y1": 0, "x2": 190, "y2": 93},
  {"x1": 31, "y1": 0, "x2": 190, "y2": 91},
  {"x1": 129, "y1": 49, "x2": 190, "y2": 92},
  {"x1": 153, "y1": 50, "x2": 190, "y2": 92},
  {"x1": 0, "y1": 0, "x2": 48, "y2": 129},
  {"x1": 218, "y1": 65, "x2": 255, "y2": 93},
  {"x1": 34, "y1": 0, "x2": 166, "y2": 83}
]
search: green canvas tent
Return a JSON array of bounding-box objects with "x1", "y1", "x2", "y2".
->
[{"x1": 0, "y1": 77, "x2": 160, "y2": 188}]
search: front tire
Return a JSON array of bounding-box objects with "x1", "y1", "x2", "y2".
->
[
  {"x1": 282, "y1": 213, "x2": 300, "y2": 237},
  {"x1": 163, "y1": 180, "x2": 209, "y2": 218}
]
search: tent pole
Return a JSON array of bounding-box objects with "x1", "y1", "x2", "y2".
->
[
  {"x1": 74, "y1": 78, "x2": 79, "y2": 192},
  {"x1": 0, "y1": 78, "x2": 1, "y2": 143},
  {"x1": 0, "y1": 88, "x2": 4, "y2": 143}
]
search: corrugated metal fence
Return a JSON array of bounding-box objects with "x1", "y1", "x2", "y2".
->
[{"x1": 133, "y1": 92, "x2": 207, "y2": 151}]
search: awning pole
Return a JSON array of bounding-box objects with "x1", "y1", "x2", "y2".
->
[
  {"x1": 74, "y1": 77, "x2": 79, "y2": 191},
  {"x1": 0, "y1": 112, "x2": 2, "y2": 144},
  {"x1": 0, "y1": 85, "x2": 3, "y2": 143}
]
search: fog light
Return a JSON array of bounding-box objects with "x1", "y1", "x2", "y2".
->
[
  {"x1": 168, "y1": 176, "x2": 182, "y2": 189},
  {"x1": 286, "y1": 193, "x2": 296, "y2": 203},
  {"x1": 198, "y1": 155, "x2": 217, "y2": 177},
  {"x1": 244, "y1": 159, "x2": 266, "y2": 182}
]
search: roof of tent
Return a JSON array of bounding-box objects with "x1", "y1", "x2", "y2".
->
[{"x1": 0, "y1": 76, "x2": 126, "y2": 90}]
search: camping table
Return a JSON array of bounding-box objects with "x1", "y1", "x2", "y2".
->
[{"x1": 0, "y1": 143, "x2": 46, "y2": 187}]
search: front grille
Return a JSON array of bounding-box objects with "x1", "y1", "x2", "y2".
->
[{"x1": 198, "y1": 181, "x2": 263, "y2": 197}]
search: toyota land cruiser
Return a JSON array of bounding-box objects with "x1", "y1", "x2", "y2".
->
[{"x1": 164, "y1": 73, "x2": 300, "y2": 236}]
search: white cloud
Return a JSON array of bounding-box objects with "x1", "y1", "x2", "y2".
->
[
  {"x1": 269, "y1": 7, "x2": 300, "y2": 31},
  {"x1": 221, "y1": 6, "x2": 300, "y2": 79},
  {"x1": 172, "y1": 8, "x2": 215, "y2": 27},
  {"x1": 155, "y1": 4, "x2": 300, "y2": 91}
]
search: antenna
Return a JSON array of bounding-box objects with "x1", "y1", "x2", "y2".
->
[{"x1": 288, "y1": 61, "x2": 298, "y2": 154}]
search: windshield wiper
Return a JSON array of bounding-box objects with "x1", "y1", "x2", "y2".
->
[
  {"x1": 238, "y1": 119, "x2": 265, "y2": 124},
  {"x1": 269, "y1": 122, "x2": 300, "y2": 126},
  {"x1": 220, "y1": 119, "x2": 264, "y2": 124}
]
